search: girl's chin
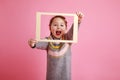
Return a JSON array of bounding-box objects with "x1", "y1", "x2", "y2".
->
[
  {"x1": 54, "y1": 35, "x2": 62, "y2": 39},
  {"x1": 55, "y1": 36, "x2": 61, "y2": 38}
]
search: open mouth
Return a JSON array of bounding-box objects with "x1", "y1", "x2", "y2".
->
[{"x1": 56, "y1": 31, "x2": 61, "y2": 36}]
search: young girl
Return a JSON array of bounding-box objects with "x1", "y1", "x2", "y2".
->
[{"x1": 28, "y1": 12, "x2": 84, "y2": 80}]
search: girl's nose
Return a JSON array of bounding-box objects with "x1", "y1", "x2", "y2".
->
[{"x1": 57, "y1": 26, "x2": 60, "y2": 29}]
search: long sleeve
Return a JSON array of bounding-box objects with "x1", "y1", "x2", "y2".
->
[
  {"x1": 36, "y1": 41, "x2": 48, "y2": 50},
  {"x1": 65, "y1": 23, "x2": 80, "y2": 40}
]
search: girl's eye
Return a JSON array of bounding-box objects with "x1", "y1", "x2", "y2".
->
[
  {"x1": 53, "y1": 24, "x2": 57, "y2": 26},
  {"x1": 60, "y1": 25, "x2": 64, "y2": 27}
]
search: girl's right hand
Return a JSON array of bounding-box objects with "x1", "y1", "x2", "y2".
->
[{"x1": 28, "y1": 39, "x2": 37, "y2": 48}]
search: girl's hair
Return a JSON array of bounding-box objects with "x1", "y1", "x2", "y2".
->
[{"x1": 49, "y1": 15, "x2": 67, "y2": 27}]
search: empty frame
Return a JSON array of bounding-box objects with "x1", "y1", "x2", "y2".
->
[{"x1": 36, "y1": 12, "x2": 78, "y2": 43}]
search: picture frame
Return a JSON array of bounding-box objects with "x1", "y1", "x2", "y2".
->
[{"x1": 36, "y1": 12, "x2": 78, "y2": 43}]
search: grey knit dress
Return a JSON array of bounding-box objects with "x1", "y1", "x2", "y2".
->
[{"x1": 36, "y1": 24, "x2": 79, "y2": 80}]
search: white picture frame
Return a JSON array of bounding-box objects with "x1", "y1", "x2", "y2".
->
[{"x1": 36, "y1": 12, "x2": 78, "y2": 43}]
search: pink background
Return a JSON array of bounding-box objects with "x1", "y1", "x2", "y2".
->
[{"x1": 0, "y1": 0, "x2": 120, "y2": 80}]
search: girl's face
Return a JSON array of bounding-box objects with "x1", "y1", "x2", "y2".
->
[{"x1": 50, "y1": 17, "x2": 67, "y2": 39}]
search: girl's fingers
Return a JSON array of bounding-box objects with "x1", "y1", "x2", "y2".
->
[{"x1": 76, "y1": 12, "x2": 84, "y2": 18}]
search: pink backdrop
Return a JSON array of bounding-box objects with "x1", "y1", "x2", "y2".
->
[{"x1": 0, "y1": 0, "x2": 120, "y2": 80}]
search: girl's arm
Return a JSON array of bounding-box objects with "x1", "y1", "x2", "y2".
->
[
  {"x1": 28, "y1": 39, "x2": 48, "y2": 50},
  {"x1": 36, "y1": 41, "x2": 48, "y2": 50},
  {"x1": 66, "y1": 12, "x2": 84, "y2": 40}
]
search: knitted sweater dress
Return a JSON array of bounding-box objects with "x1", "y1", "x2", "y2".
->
[{"x1": 36, "y1": 24, "x2": 79, "y2": 80}]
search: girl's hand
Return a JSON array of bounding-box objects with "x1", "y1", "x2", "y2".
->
[
  {"x1": 76, "y1": 12, "x2": 84, "y2": 24},
  {"x1": 28, "y1": 39, "x2": 37, "y2": 48}
]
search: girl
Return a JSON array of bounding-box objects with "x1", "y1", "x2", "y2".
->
[{"x1": 28, "y1": 12, "x2": 84, "y2": 80}]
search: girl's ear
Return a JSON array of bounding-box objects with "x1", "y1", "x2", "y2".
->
[{"x1": 49, "y1": 26, "x2": 51, "y2": 31}]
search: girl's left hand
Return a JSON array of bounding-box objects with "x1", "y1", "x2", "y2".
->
[{"x1": 76, "y1": 12, "x2": 84, "y2": 24}]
